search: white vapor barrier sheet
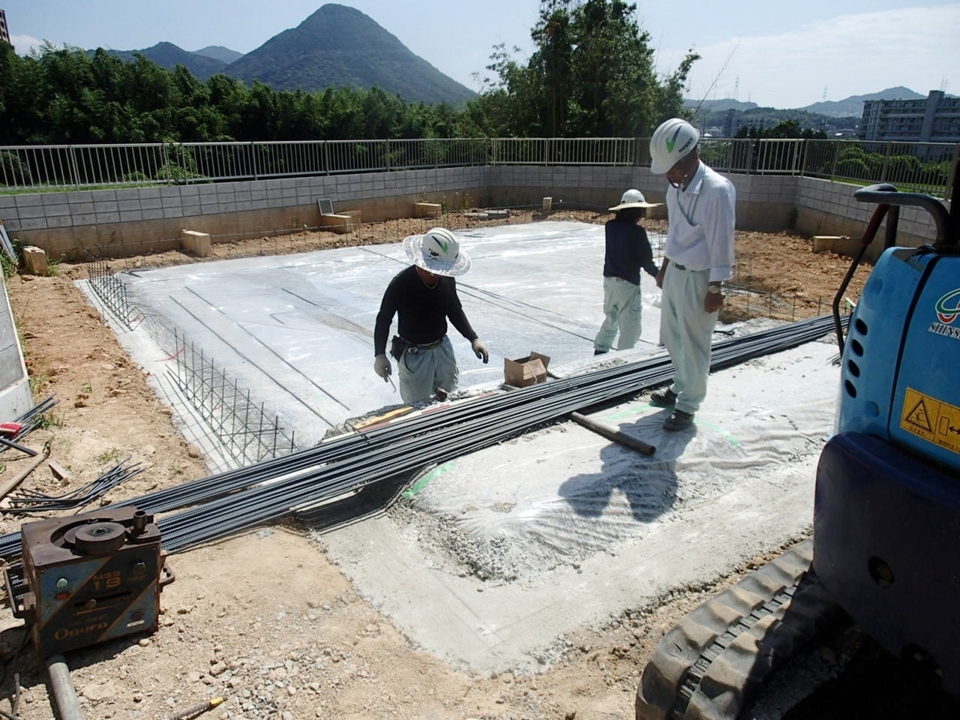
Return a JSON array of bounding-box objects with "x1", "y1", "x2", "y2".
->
[{"x1": 112, "y1": 222, "x2": 665, "y2": 449}]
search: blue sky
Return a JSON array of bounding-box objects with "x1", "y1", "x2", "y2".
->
[{"x1": 5, "y1": 1, "x2": 958, "y2": 109}]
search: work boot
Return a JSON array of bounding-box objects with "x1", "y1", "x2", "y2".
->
[
  {"x1": 594, "y1": 348, "x2": 608, "y2": 356},
  {"x1": 663, "y1": 409, "x2": 694, "y2": 431},
  {"x1": 649, "y1": 388, "x2": 677, "y2": 407}
]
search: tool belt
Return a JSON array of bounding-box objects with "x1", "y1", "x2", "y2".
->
[{"x1": 390, "y1": 335, "x2": 444, "y2": 360}]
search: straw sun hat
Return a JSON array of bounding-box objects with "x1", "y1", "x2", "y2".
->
[{"x1": 609, "y1": 189, "x2": 661, "y2": 211}]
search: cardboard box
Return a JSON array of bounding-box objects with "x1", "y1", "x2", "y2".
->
[{"x1": 504, "y1": 352, "x2": 551, "y2": 388}]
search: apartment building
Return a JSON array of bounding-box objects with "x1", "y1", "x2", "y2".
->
[
  {"x1": 0, "y1": 9, "x2": 10, "y2": 48},
  {"x1": 860, "y1": 90, "x2": 960, "y2": 143}
]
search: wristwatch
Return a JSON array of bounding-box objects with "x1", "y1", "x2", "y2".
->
[{"x1": 708, "y1": 283, "x2": 722, "y2": 294}]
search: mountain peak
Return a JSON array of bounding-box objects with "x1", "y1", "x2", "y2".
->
[
  {"x1": 194, "y1": 45, "x2": 244, "y2": 65},
  {"x1": 91, "y1": 42, "x2": 229, "y2": 81},
  {"x1": 301, "y1": 3, "x2": 367, "y2": 24},
  {"x1": 801, "y1": 87, "x2": 927, "y2": 116},
  {"x1": 226, "y1": 4, "x2": 474, "y2": 104}
]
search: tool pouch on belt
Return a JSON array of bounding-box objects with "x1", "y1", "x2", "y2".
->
[{"x1": 389, "y1": 335, "x2": 406, "y2": 361}]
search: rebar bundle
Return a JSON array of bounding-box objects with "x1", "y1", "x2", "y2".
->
[
  {"x1": 0, "y1": 315, "x2": 845, "y2": 561},
  {"x1": 3, "y1": 459, "x2": 143, "y2": 515},
  {"x1": 0, "y1": 396, "x2": 58, "y2": 455}
]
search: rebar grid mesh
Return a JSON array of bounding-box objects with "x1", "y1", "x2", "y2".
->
[
  {"x1": 87, "y1": 259, "x2": 140, "y2": 328},
  {"x1": 83, "y1": 263, "x2": 299, "y2": 467},
  {"x1": 168, "y1": 328, "x2": 298, "y2": 467}
]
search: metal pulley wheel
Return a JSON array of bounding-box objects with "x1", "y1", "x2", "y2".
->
[{"x1": 64, "y1": 521, "x2": 127, "y2": 555}]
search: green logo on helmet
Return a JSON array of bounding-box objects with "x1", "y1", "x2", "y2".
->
[
  {"x1": 434, "y1": 237, "x2": 449, "y2": 254},
  {"x1": 665, "y1": 126, "x2": 683, "y2": 154}
]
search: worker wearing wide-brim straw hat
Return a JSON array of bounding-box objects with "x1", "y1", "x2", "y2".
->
[
  {"x1": 593, "y1": 189, "x2": 661, "y2": 356},
  {"x1": 373, "y1": 227, "x2": 489, "y2": 404}
]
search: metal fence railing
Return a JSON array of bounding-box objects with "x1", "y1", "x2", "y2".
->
[
  {"x1": 1, "y1": 137, "x2": 956, "y2": 198},
  {"x1": 801, "y1": 140, "x2": 957, "y2": 196},
  {"x1": 700, "y1": 138, "x2": 806, "y2": 176}
]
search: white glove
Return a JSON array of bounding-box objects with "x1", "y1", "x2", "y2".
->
[
  {"x1": 374, "y1": 354, "x2": 392, "y2": 380},
  {"x1": 471, "y1": 339, "x2": 489, "y2": 364}
]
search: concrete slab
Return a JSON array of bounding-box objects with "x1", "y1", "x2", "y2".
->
[{"x1": 319, "y1": 340, "x2": 837, "y2": 674}]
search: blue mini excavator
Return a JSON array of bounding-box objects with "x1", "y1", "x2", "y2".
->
[
  {"x1": 636, "y1": 165, "x2": 960, "y2": 718},
  {"x1": 814, "y1": 173, "x2": 960, "y2": 697}
]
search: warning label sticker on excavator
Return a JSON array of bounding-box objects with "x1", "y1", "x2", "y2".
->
[{"x1": 900, "y1": 388, "x2": 960, "y2": 455}]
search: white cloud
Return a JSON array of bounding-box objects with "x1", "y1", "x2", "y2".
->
[
  {"x1": 10, "y1": 34, "x2": 47, "y2": 56},
  {"x1": 677, "y1": 5, "x2": 959, "y2": 108}
]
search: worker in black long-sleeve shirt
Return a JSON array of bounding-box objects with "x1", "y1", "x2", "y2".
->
[
  {"x1": 593, "y1": 189, "x2": 661, "y2": 355},
  {"x1": 374, "y1": 227, "x2": 489, "y2": 403}
]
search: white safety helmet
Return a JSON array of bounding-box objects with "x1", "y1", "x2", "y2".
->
[
  {"x1": 402, "y1": 227, "x2": 472, "y2": 277},
  {"x1": 649, "y1": 118, "x2": 700, "y2": 175},
  {"x1": 609, "y1": 189, "x2": 660, "y2": 211}
]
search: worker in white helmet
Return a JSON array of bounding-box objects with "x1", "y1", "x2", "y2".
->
[
  {"x1": 374, "y1": 227, "x2": 489, "y2": 404},
  {"x1": 593, "y1": 189, "x2": 661, "y2": 355},
  {"x1": 648, "y1": 118, "x2": 736, "y2": 431}
]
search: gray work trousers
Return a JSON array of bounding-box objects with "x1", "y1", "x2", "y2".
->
[{"x1": 398, "y1": 335, "x2": 458, "y2": 404}]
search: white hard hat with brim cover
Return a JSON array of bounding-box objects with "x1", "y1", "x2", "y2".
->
[{"x1": 403, "y1": 227, "x2": 472, "y2": 277}]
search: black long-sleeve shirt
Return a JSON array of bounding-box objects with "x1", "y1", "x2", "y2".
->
[
  {"x1": 602, "y1": 219, "x2": 659, "y2": 286},
  {"x1": 374, "y1": 266, "x2": 478, "y2": 356}
]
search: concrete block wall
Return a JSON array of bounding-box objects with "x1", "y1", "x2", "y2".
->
[
  {"x1": 488, "y1": 166, "x2": 799, "y2": 232},
  {"x1": 794, "y1": 177, "x2": 940, "y2": 262},
  {"x1": 0, "y1": 166, "x2": 490, "y2": 260},
  {"x1": 490, "y1": 165, "x2": 650, "y2": 210},
  {"x1": 725, "y1": 175, "x2": 799, "y2": 232},
  {"x1": 0, "y1": 165, "x2": 942, "y2": 262}
]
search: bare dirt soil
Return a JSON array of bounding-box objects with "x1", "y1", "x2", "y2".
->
[{"x1": 0, "y1": 212, "x2": 870, "y2": 720}]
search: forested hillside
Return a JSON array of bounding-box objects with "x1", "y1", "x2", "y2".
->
[
  {"x1": 94, "y1": 42, "x2": 229, "y2": 81},
  {"x1": 0, "y1": 0, "x2": 693, "y2": 146}
]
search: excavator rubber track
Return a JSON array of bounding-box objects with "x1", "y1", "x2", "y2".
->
[{"x1": 635, "y1": 539, "x2": 849, "y2": 720}]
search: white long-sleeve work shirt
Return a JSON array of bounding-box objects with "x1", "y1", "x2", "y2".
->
[{"x1": 663, "y1": 161, "x2": 736, "y2": 283}]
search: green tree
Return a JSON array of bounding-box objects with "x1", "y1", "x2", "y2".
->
[
  {"x1": 529, "y1": 0, "x2": 574, "y2": 136},
  {"x1": 465, "y1": 43, "x2": 539, "y2": 136},
  {"x1": 566, "y1": 0, "x2": 683, "y2": 136},
  {"x1": 653, "y1": 51, "x2": 699, "y2": 130},
  {"x1": 467, "y1": 0, "x2": 698, "y2": 138},
  {"x1": 170, "y1": 66, "x2": 221, "y2": 141},
  {"x1": 206, "y1": 73, "x2": 250, "y2": 140},
  {"x1": 736, "y1": 119, "x2": 827, "y2": 140},
  {"x1": 0, "y1": 43, "x2": 47, "y2": 144}
]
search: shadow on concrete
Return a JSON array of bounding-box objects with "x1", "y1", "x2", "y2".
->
[{"x1": 558, "y1": 408, "x2": 693, "y2": 523}]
